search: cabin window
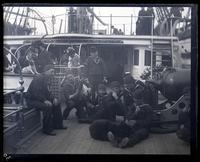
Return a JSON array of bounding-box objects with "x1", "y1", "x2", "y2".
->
[
  {"x1": 133, "y1": 49, "x2": 139, "y2": 65},
  {"x1": 145, "y1": 50, "x2": 151, "y2": 66}
]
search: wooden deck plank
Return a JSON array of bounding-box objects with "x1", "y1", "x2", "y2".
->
[{"x1": 15, "y1": 111, "x2": 190, "y2": 154}]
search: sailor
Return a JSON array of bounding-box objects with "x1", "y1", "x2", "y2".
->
[
  {"x1": 67, "y1": 47, "x2": 82, "y2": 76},
  {"x1": 107, "y1": 104, "x2": 153, "y2": 148},
  {"x1": 62, "y1": 74, "x2": 88, "y2": 120},
  {"x1": 83, "y1": 46, "x2": 108, "y2": 103},
  {"x1": 146, "y1": 7, "x2": 155, "y2": 35},
  {"x1": 79, "y1": 81, "x2": 125, "y2": 123},
  {"x1": 33, "y1": 40, "x2": 54, "y2": 73},
  {"x1": 26, "y1": 65, "x2": 67, "y2": 136},
  {"x1": 136, "y1": 7, "x2": 146, "y2": 35},
  {"x1": 60, "y1": 47, "x2": 69, "y2": 65},
  {"x1": 122, "y1": 75, "x2": 148, "y2": 106},
  {"x1": 111, "y1": 26, "x2": 119, "y2": 35},
  {"x1": 176, "y1": 108, "x2": 190, "y2": 143},
  {"x1": 67, "y1": 47, "x2": 80, "y2": 68},
  {"x1": 21, "y1": 46, "x2": 40, "y2": 74},
  {"x1": 89, "y1": 119, "x2": 132, "y2": 142}
]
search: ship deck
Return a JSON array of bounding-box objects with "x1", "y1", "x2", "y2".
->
[{"x1": 16, "y1": 109, "x2": 190, "y2": 154}]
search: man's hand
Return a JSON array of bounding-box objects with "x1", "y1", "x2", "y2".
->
[
  {"x1": 44, "y1": 100, "x2": 52, "y2": 107},
  {"x1": 103, "y1": 77, "x2": 108, "y2": 83},
  {"x1": 53, "y1": 98, "x2": 59, "y2": 106},
  {"x1": 112, "y1": 91, "x2": 118, "y2": 100},
  {"x1": 126, "y1": 120, "x2": 136, "y2": 127}
]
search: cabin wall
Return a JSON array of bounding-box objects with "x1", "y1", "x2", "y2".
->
[{"x1": 131, "y1": 46, "x2": 151, "y2": 80}]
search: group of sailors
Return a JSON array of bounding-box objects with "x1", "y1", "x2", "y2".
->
[
  {"x1": 111, "y1": 26, "x2": 124, "y2": 35},
  {"x1": 26, "y1": 61, "x2": 154, "y2": 148},
  {"x1": 4, "y1": 41, "x2": 190, "y2": 148},
  {"x1": 4, "y1": 41, "x2": 81, "y2": 75},
  {"x1": 13, "y1": 41, "x2": 155, "y2": 148}
]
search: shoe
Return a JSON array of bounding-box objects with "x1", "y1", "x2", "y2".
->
[
  {"x1": 118, "y1": 137, "x2": 129, "y2": 148},
  {"x1": 55, "y1": 126, "x2": 68, "y2": 130},
  {"x1": 107, "y1": 131, "x2": 115, "y2": 142},
  {"x1": 43, "y1": 131, "x2": 56, "y2": 136},
  {"x1": 107, "y1": 131, "x2": 118, "y2": 147}
]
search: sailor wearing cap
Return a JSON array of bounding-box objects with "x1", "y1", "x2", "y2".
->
[{"x1": 83, "y1": 46, "x2": 108, "y2": 102}]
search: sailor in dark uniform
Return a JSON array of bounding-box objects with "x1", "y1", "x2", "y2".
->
[
  {"x1": 26, "y1": 65, "x2": 66, "y2": 136},
  {"x1": 136, "y1": 7, "x2": 146, "y2": 35},
  {"x1": 89, "y1": 119, "x2": 131, "y2": 142},
  {"x1": 107, "y1": 104, "x2": 153, "y2": 148},
  {"x1": 83, "y1": 46, "x2": 108, "y2": 103},
  {"x1": 79, "y1": 81, "x2": 125, "y2": 123},
  {"x1": 176, "y1": 108, "x2": 190, "y2": 143},
  {"x1": 33, "y1": 40, "x2": 54, "y2": 73},
  {"x1": 62, "y1": 74, "x2": 88, "y2": 120},
  {"x1": 146, "y1": 7, "x2": 155, "y2": 35}
]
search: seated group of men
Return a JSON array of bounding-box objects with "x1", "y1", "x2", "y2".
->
[{"x1": 25, "y1": 63, "x2": 155, "y2": 148}]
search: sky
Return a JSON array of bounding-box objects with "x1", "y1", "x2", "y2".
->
[{"x1": 4, "y1": 6, "x2": 190, "y2": 35}]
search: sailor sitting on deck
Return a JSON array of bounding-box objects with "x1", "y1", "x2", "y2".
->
[
  {"x1": 62, "y1": 74, "x2": 90, "y2": 120},
  {"x1": 79, "y1": 81, "x2": 126, "y2": 123}
]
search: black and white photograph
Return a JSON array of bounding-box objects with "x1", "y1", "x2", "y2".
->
[{"x1": 2, "y1": 4, "x2": 197, "y2": 157}]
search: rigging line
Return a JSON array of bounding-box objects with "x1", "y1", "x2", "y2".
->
[{"x1": 33, "y1": 8, "x2": 50, "y2": 17}]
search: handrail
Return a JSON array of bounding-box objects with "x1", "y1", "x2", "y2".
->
[
  {"x1": 4, "y1": 47, "x2": 23, "y2": 83},
  {"x1": 4, "y1": 107, "x2": 23, "y2": 118},
  {"x1": 4, "y1": 86, "x2": 24, "y2": 96}
]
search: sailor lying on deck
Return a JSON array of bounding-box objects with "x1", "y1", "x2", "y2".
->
[{"x1": 89, "y1": 104, "x2": 153, "y2": 148}]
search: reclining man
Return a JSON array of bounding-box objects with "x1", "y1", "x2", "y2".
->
[
  {"x1": 89, "y1": 75, "x2": 153, "y2": 148},
  {"x1": 88, "y1": 101, "x2": 153, "y2": 148},
  {"x1": 26, "y1": 65, "x2": 66, "y2": 136},
  {"x1": 106, "y1": 104, "x2": 153, "y2": 148}
]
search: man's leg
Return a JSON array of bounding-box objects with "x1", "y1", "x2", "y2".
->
[
  {"x1": 119, "y1": 128, "x2": 149, "y2": 148},
  {"x1": 63, "y1": 100, "x2": 74, "y2": 120},
  {"x1": 53, "y1": 104, "x2": 67, "y2": 129},
  {"x1": 27, "y1": 100, "x2": 55, "y2": 134}
]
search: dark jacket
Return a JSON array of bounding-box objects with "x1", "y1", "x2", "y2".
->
[
  {"x1": 127, "y1": 104, "x2": 153, "y2": 130},
  {"x1": 90, "y1": 93, "x2": 125, "y2": 121},
  {"x1": 35, "y1": 50, "x2": 53, "y2": 73},
  {"x1": 84, "y1": 56, "x2": 107, "y2": 77},
  {"x1": 89, "y1": 119, "x2": 132, "y2": 141},
  {"x1": 26, "y1": 74, "x2": 53, "y2": 102}
]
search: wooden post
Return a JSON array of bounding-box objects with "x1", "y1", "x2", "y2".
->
[
  {"x1": 59, "y1": 19, "x2": 63, "y2": 34},
  {"x1": 110, "y1": 14, "x2": 112, "y2": 35},
  {"x1": 64, "y1": 9, "x2": 66, "y2": 33},
  {"x1": 34, "y1": 16, "x2": 36, "y2": 35},
  {"x1": 150, "y1": 16, "x2": 154, "y2": 79},
  {"x1": 130, "y1": 14, "x2": 133, "y2": 35},
  {"x1": 123, "y1": 24, "x2": 125, "y2": 35},
  {"x1": 52, "y1": 15, "x2": 55, "y2": 34},
  {"x1": 170, "y1": 18, "x2": 174, "y2": 67}
]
